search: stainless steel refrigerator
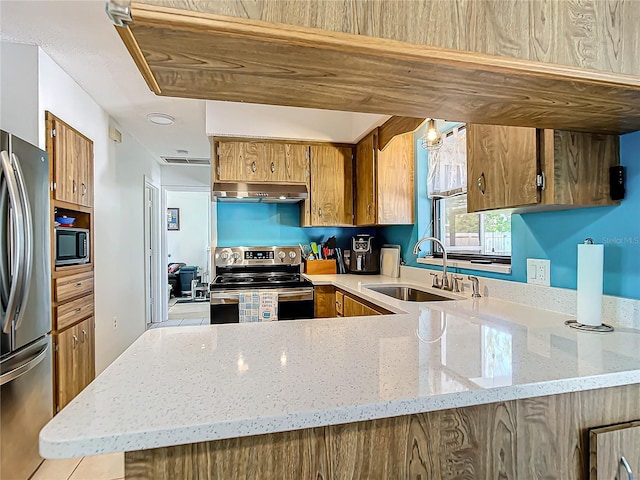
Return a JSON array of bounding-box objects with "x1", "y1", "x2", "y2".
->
[{"x1": 0, "y1": 130, "x2": 52, "y2": 480}]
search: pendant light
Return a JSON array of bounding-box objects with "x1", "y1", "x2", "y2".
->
[{"x1": 421, "y1": 118, "x2": 443, "y2": 152}]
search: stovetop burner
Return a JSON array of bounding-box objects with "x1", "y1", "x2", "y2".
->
[{"x1": 217, "y1": 276, "x2": 254, "y2": 284}]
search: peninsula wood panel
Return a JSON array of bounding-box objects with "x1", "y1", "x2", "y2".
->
[
  {"x1": 309, "y1": 145, "x2": 353, "y2": 226},
  {"x1": 590, "y1": 421, "x2": 640, "y2": 479},
  {"x1": 355, "y1": 131, "x2": 376, "y2": 226},
  {"x1": 136, "y1": 1, "x2": 640, "y2": 76},
  {"x1": 343, "y1": 295, "x2": 381, "y2": 317},
  {"x1": 466, "y1": 124, "x2": 539, "y2": 212},
  {"x1": 377, "y1": 132, "x2": 414, "y2": 225},
  {"x1": 118, "y1": 5, "x2": 640, "y2": 135},
  {"x1": 125, "y1": 384, "x2": 640, "y2": 480}
]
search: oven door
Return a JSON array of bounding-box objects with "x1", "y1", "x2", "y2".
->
[{"x1": 209, "y1": 287, "x2": 314, "y2": 324}]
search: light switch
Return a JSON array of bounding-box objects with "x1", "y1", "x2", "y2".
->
[{"x1": 527, "y1": 258, "x2": 551, "y2": 286}]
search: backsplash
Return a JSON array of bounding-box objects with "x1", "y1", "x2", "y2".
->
[{"x1": 216, "y1": 202, "x2": 377, "y2": 249}]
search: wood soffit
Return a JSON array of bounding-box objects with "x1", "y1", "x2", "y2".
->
[{"x1": 118, "y1": 3, "x2": 640, "y2": 135}]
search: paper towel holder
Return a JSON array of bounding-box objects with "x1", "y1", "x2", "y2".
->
[{"x1": 566, "y1": 237, "x2": 614, "y2": 333}]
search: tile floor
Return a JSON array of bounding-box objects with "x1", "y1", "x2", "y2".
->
[
  {"x1": 31, "y1": 452, "x2": 123, "y2": 480},
  {"x1": 147, "y1": 300, "x2": 210, "y2": 328}
]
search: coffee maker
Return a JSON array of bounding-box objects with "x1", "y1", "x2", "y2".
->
[{"x1": 349, "y1": 234, "x2": 380, "y2": 274}]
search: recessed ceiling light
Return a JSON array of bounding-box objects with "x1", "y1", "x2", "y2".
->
[{"x1": 147, "y1": 113, "x2": 175, "y2": 125}]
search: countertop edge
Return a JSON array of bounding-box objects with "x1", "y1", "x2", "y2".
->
[{"x1": 39, "y1": 369, "x2": 640, "y2": 459}]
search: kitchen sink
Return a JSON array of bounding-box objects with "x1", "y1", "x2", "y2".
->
[{"x1": 365, "y1": 285, "x2": 455, "y2": 302}]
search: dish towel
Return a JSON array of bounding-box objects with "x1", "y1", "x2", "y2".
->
[{"x1": 239, "y1": 290, "x2": 278, "y2": 322}]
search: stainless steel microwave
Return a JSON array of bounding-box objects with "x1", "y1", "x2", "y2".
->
[{"x1": 54, "y1": 227, "x2": 90, "y2": 266}]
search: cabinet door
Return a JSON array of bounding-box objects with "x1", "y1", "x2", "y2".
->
[
  {"x1": 52, "y1": 118, "x2": 79, "y2": 204},
  {"x1": 237, "y1": 142, "x2": 269, "y2": 181},
  {"x1": 78, "y1": 317, "x2": 95, "y2": 389},
  {"x1": 55, "y1": 323, "x2": 83, "y2": 410},
  {"x1": 377, "y1": 132, "x2": 414, "y2": 224},
  {"x1": 310, "y1": 145, "x2": 353, "y2": 226},
  {"x1": 284, "y1": 144, "x2": 310, "y2": 183},
  {"x1": 466, "y1": 124, "x2": 539, "y2": 212},
  {"x1": 262, "y1": 143, "x2": 287, "y2": 182},
  {"x1": 75, "y1": 133, "x2": 93, "y2": 207},
  {"x1": 343, "y1": 295, "x2": 381, "y2": 317},
  {"x1": 590, "y1": 421, "x2": 640, "y2": 480},
  {"x1": 215, "y1": 141, "x2": 239, "y2": 181},
  {"x1": 314, "y1": 286, "x2": 336, "y2": 318},
  {"x1": 355, "y1": 131, "x2": 377, "y2": 225}
]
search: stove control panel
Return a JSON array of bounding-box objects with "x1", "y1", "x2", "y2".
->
[{"x1": 214, "y1": 246, "x2": 300, "y2": 267}]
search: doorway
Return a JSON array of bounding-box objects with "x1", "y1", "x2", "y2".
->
[
  {"x1": 144, "y1": 178, "x2": 160, "y2": 326},
  {"x1": 161, "y1": 187, "x2": 211, "y2": 323}
]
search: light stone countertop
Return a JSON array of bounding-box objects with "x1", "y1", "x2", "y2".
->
[{"x1": 40, "y1": 274, "x2": 640, "y2": 459}]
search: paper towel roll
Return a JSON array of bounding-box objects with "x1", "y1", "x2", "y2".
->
[{"x1": 576, "y1": 242, "x2": 604, "y2": 327}]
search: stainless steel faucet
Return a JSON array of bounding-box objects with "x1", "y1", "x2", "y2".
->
[{"x1": 413, "y1": 237, "x2": 452, "y2": 291}]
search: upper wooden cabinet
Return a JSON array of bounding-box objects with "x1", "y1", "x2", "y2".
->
[
  {"x1": 307, "y1": 145, "x2": 353, "y2": 226},
  {"x1": 466, "y1": 124, "x2": 620, "y2": 213},
  {"x1": 213, "y1": 139, "x2": 309, "y2": 184},
  {"x1": 47, "y1": 112, "x2": 94, "y2": 207},
  {"x1": 355, "y1": 130, "x2": 414, "y2": 226}
]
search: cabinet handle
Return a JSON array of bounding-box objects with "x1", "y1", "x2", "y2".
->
[
  {"x1": 75, "y1": 282, "x2": 82, "y2": 287},
  {"x1": 82, "y1": 329, "x2": 88, "y2": 342},
  {"x1": 367, "y1": 203, "x2": 372, "y2": 216},
  {"x1": 621, "y1": 456, "x2": 633, "y2": 480},
  {"x1": 72, "y1": 180, "x2": 77, "y2": 193},
  {"x1": 72, "y1": 334, "x2": 78, "y2": 348},
  {"x1": 318, "y1": 208, "x2": 323, "y2": 217},
  {"x1": 75, "y1": 308, "x2": 82, "y2": 313},
  {"x1": 477, "y1": 173, "x2": 486, "y2": 195},
  {"x1": 82, "y1": 183, "x2": 87, "y2": 196},
  {"x1": 251, "y1": 161, "x2": 257, "y2": 173},
  {"x1": 270, "y1": 162, "x2": 275, "y2": 173}
]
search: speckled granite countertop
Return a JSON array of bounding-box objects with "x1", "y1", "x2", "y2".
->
[{"x1": 40, "y1": 275, "x2": 640, "y2": 459}]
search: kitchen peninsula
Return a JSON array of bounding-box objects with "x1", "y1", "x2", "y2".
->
[{"x1": 40, "y1": 274, "x2": 640, "y2": 479}]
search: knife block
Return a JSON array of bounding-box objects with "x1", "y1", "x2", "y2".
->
[{"x1": 304, "y1": 259, "x2": 337, "y2": 275}]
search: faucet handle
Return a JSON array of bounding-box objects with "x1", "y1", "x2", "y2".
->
[
  {"x1": 429, "y1": 272, "x2": 440, "y2": 288},
  {"x1": 452, "y1": 275, "x2": 463, "y2": 293},
  {"x1": 468, "y1": 275, "x2": 481, "y2": 298}
]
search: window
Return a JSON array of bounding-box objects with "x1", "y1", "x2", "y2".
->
[
  {"x1": 424, "y1": 122, "x2": 511, "y2": 262},
  {"x1": 433, "y1": 194, "x2": 511, "y2": 262}
]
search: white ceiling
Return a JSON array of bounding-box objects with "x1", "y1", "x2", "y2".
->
[{"x1": 0, "y1": 0, "x2": 389, "y2": 163}]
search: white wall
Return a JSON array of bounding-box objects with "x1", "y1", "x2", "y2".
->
[
  {"x1": 35, "y1": 48, "x2": 162, "y2": 373},
  {"x1": 0, "y1": 42, "x2": 40, "y2": 144},
  {"x1": 166, "y1": 191, "x2": 210, "y2": 274},
  {"x1": 206, "y1": 100, "x2": 387, "y2": 143},
  {"x1": 161, "y1": 164, "x2": 210, "y2": 188}
]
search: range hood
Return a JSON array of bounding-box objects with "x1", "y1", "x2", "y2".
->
[{"x1": 212, "y1": 182, "x2": 308, "y2": 203}]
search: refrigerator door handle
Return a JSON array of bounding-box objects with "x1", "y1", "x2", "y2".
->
[
  {"x1": 0, "y1": 171, "x2": 10, "y2": 307},
  {"x1": 0, "y1": 342, "x2": 48, "y2": 386},
  {"x1": 11, "y1": 152, "x2": 33, "y2": 331},
  {"x1": 0, "y1": 150, "x2": 25, "y2": 334}
]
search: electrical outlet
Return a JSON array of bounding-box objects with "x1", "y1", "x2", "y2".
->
[
  {"x1": 527, "y1": 259, "x2": 551, "y2": 286},
  {"x1": 113, "y1": 316, "x2": 118, "y2": 328}
]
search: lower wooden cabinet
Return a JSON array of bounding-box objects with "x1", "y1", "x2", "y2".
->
[
  {"x1": 590, "y1": 421, "x2": 640, "y2": 479},
  {"x1": 54, "y1": 316, "x2": 95, "y2": 411},
  {"x1": 343, "y1": 295, "x2": 382, "y2": 317},
  {"x1": 314, "y1": 286, "x2": 336, "y2": 318}
]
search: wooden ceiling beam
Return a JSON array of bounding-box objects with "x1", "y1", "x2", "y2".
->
[{"x1": 118, "y1": 3, "x2": 640, "y2": 135}]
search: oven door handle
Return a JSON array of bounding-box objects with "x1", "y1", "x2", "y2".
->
[{"x1": 210, "y1": 288, "x2": 314, "y2": 304}]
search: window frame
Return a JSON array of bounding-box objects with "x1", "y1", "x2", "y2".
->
[{"x1": 431, "y1": 196, "x2": 512, "y2": 265}]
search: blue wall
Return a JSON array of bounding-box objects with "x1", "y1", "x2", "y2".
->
[
  {"x1": 216, "y1": 202, "x2": 376, "y2": 250},
  {"x1": 384, "y1": 130, "x2": 640, "y2": 299}
]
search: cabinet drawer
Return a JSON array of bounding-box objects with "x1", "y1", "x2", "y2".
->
[
  {"x1": 56, "y1": 293, "x2": 94, "y2": 330},
  {"x1": 55, "y1": 271, "x2": 94, "y2": 303}
]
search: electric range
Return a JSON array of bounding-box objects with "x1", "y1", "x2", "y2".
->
[{"x1": 209, "y1": 246, "x2": 314, "y2": 324}]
